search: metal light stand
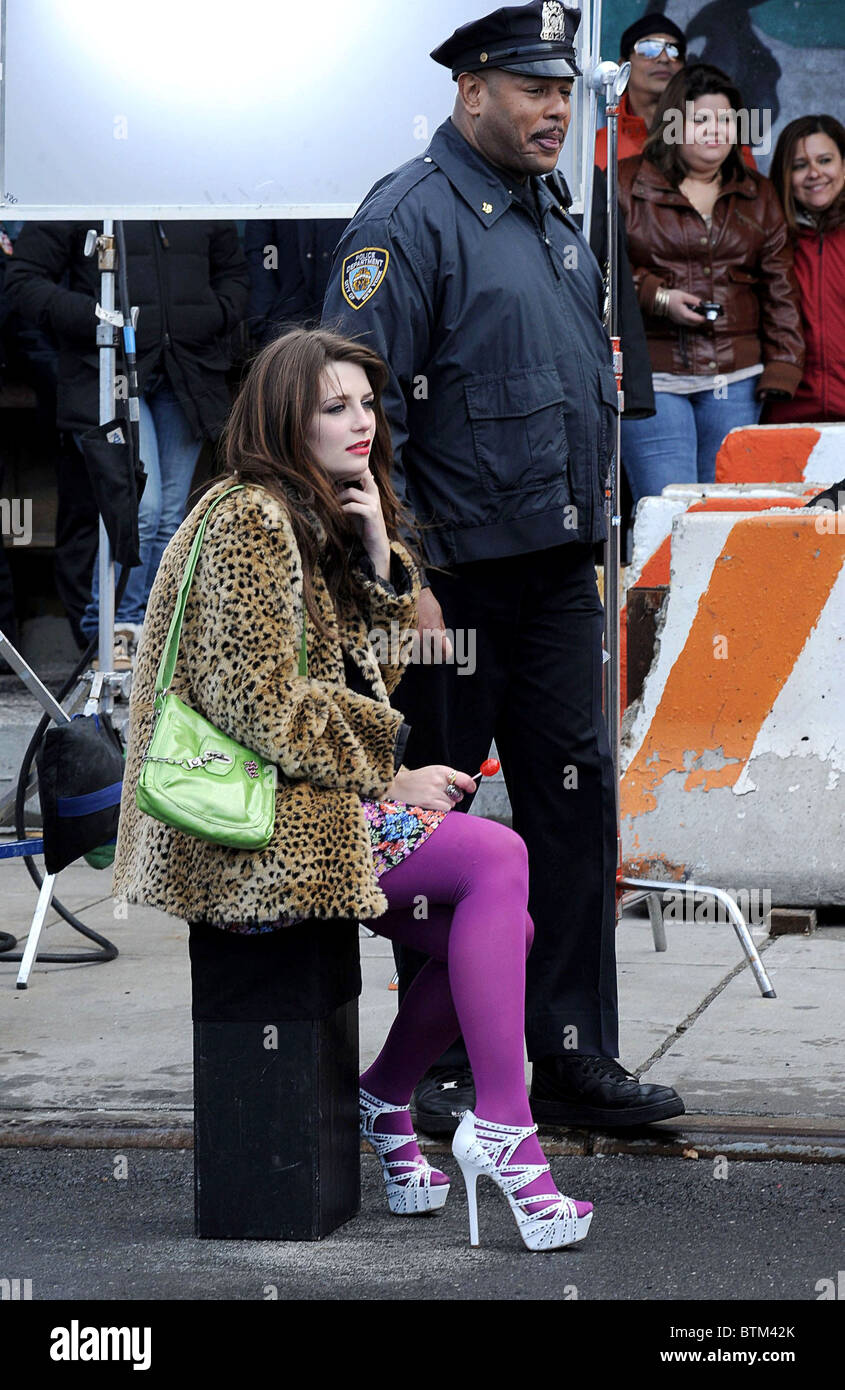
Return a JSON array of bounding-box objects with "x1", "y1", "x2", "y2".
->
[
  {"x1": 92, "y1": 222, "x2": 118, "y2": 675},
  {"x1": 585, "y1": 50, "x2": 775, "y2": 998},
  {"x1": 0, "y1": 220, "x2": 136, "y2": 987}
]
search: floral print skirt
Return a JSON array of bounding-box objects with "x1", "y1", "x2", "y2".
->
[
  {"x1": 362, "y1": 798, "x2": 448, "y2": 877},
  {"x1": 214, "y1": 799, "x2": 448, "y2": 935}
]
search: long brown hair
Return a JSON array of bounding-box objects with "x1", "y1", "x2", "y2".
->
[
  {"x1": 770, "y1": 114, "x2": 845, "y2": 236},
  {"x1": 643, "y1": 63, "x2": 747, "y2": 189},
  {"x1": 219, "y1": 327, "x2": 414, "y2": 633}
]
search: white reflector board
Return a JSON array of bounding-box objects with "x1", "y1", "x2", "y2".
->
[{"x1": 0, "y1": 0, "x2": 591, "y2": 218}]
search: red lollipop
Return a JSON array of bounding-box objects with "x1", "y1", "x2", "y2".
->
[{"x1": 472, "y1": 757, "x2": 501, "y2": 781}]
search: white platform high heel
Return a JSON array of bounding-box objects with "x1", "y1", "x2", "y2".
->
[
  {"x1": 452, "y1": 1110, "x2": 593, "y2": 1251},
  {"x1": 359, "y1": 1086, "x2": 450, "y2": 1216}
]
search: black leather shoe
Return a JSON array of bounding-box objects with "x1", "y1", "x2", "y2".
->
[
  {"x1": 530, "y1": 1054, "x2": 685, "y2": 1128},
  {"x1": 413, "y1": 1066, "x2": 476, "y2": 1137}
]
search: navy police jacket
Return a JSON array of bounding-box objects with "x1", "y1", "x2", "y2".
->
[{"x1": 322, "y1": 117, "x2": 618, "y2": 567}]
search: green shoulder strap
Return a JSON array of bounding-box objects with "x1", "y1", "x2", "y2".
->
[{"x1": 153, "y1": 484, "x2": 308, "y2": 701}]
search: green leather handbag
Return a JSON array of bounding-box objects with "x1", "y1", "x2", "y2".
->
[{"x1": 136, "y1": 485, "x2": 306, "y2": 850}]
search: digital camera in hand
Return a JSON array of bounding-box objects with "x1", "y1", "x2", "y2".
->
[{"x1": 694, "y1": 300, "x2": 724, "y2": 322}]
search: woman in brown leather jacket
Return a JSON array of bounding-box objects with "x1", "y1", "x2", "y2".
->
[{"x1": 616, "y1": 64, "x2": 804, "y2": 503}]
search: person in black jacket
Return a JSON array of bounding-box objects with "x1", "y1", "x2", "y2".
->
[
  {"x1": 323, "y1": 1, "x2": 683, "y2": 1134},
  {"x1": 1, "y1": 220, "x2": 102, "y2": 653},
  {"x1": 5, "y1": 221, "x2": 249, "y2": 663},
  {"x1": 245, "y1": 219, "x2": 348, "y2": 344},
  {"x1": 546, "y1": 161, "x2": 656, "y2": 558},
  {"x1": 547, "y1": 164, "x2": 656, "y2": 425}
]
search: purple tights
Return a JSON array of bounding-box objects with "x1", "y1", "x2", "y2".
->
[{"x1": 360, "y1": 811, "x2": 591, "y2": 1217}]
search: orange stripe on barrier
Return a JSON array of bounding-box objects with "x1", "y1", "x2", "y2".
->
[
  {"x1": 621, "y1": 497, "x2": 810, "y2": 707},
  {"x1": 620, "y1": 623, "x2": 627, "y2": 712},
  {"x1": 633, "y1": 498, "x2": 811, "y2": 592},
  {"x1": 621, "y1": 517, "x2": 845, "y2": 817},
  {"x1": 637, "y1": 535, "x2": 673, "y2": 590},
  {"x1": 715, "y1": 427, "x2": 820, "y2": 483}
]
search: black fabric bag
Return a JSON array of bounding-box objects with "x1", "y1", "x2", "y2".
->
[
  {"x1": 36, "y1": 713, "x2": 125, "y2": 874},
  {"x1": 78, "y1": 418, "x2": 147, "y2": 568}
]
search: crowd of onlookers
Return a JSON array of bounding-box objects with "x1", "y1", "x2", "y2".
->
[
  {"x1": 598, "y1": 13, "x2": 844, "y2": 505},
  {"x1": 0, "y1": 9, "x2": 842, "y2": 669}
]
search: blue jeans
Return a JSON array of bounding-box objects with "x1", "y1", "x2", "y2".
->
[
  {"x1": 621, "y1": 376, "x2": 762, "y2": 506},
  {"x1": 80, "y1": 382, "x2": 202, "y2": 638}
]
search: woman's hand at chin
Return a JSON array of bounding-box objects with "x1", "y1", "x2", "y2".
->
[
  {"x1": 335, "y1": 469, "x2": 391, "y2": 579},
  {"x1": 385, "y1": 765, "x2": 477, "y2": 811}
]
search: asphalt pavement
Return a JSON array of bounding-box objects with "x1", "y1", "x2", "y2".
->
[{"x1": 2, "y1": 1146, "x2": 842, "y2": 1301}]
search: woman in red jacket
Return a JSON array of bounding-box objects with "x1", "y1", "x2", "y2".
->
[{"x1": 765, "y1": 115, "x2": 845, "y2": 424}]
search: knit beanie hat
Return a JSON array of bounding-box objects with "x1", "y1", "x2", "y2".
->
[{"x1": 619, "y1": 12, "x2": 687, "y2": 60}]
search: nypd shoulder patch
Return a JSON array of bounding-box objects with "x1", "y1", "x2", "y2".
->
[{"x1": 341, "y1": 247, "x2": 389, "y2": 310}]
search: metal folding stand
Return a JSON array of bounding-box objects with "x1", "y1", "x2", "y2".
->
[
  {"x1": 584, "y1": 52, "x2": 775, "y2": 998},
  {"x1": 0, "y1": 219, "x2": 136, "y2": 987}
]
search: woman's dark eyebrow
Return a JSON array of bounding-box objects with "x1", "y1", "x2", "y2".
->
[{"x1": 321, "y1": 391, "x2": 375, "y2": 405}]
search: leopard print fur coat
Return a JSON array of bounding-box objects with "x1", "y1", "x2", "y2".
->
[{"x1": 113, "y1": 478, "x2": 419, "y2": 925}]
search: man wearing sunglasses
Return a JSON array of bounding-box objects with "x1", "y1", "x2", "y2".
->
[
  {"x1": 595, "y1": 12, "x2": 686, "y2": 170},
  {"x1": 595, "y1": 13, "x2": 757, "y2": 172}
]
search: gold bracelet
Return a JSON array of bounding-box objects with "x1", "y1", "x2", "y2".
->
[{"x1": 654, "y1": 286, "x2": 671, "y2": 317}]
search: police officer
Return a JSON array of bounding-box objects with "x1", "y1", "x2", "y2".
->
[{"x1": 323, "y1": 1, "x2": 683, "y2": 1131}]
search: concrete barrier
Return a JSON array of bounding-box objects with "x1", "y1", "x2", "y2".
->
[
  {"x1": 622, "y1": 485, "x2": 815, "y2": 707},
  {"x1": 716, "y1": 422, "x2": 845, "y2": 486},
  {"x1": 627, "y1": 484, "x2": 816, "y2": 590},
  {"x1": 621, "y1": 510, "x2": 845, "y2": 906}
]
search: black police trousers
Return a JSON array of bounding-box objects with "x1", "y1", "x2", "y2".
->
[{"x1": 395, "y1": 541, "x2": 620, "y2": 1062}]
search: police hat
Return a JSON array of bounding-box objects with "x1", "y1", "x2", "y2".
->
[{"x1": 431, "y1": 1, "x2": 582, "y2": 81}]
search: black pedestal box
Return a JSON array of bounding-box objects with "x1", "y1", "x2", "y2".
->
[{"x1": 188, "y1": 917, "x2": 362, "y2": 1241}]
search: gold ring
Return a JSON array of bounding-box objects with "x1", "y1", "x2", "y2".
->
[{"x1": 447, "y1": 768, "x2": 458, "y2": 786}]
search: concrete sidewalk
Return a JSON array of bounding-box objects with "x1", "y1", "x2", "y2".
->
[{"x1": 1, "y1": 853, "x2": 843, "y2": 1162}]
